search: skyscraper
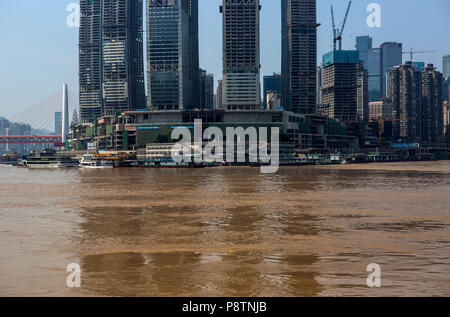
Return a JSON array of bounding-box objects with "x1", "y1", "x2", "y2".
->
[
  {"x1": 443, "y1": 54, "x2": 450, "y2": 80},
  {"x1": 79, "y1": 0, "x2": 103, "y2": 122},
  {"x1": 421, "y1": 64, "x2": 444, "y2": 142},
  {"x1": 368, "y1": 47, "x2": 381, "y2": 101},
  {"x1": 321, "y1": 50, "x2": 359, "y2": 122},
  {"x1": 354, "y1": 36, "x2": 381, "y2": 102},
  {"x1": 221, "y1": 0, "x2": 261, "y2": 110},
  {"x1": 380, "y1": 42, "x2": 403, "y2": 98},
  {"x1": 355, "y1": 36, "x2": 372, "y2": 68},
  {"x1": 388, "y1": 62, "x2": 422, "y2": 140},
  {"x1": 281, "y1": 0, "x2": 318, "y2": 114},
  {"x1": 102, "y1": 0, "x2": 145, "y2": 115},
  {"x1": 147, "y1": 0, "x2": 199, "y2": 110}
]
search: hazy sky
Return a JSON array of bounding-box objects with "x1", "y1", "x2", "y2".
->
[{"x1": 0, "y1": 0, "x2": 449, "y2": 119}]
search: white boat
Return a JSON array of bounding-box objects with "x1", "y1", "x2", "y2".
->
[
  {"x1": 79, "y1": 154, "x2": 114, "y2": 169},
  {"x1": 22, "y1": 149, "x2": 79, "y2": 168}
]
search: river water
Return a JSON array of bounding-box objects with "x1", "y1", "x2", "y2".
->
[{"x1": 0, "y1": 162, "x2": 449, "y2": 296}]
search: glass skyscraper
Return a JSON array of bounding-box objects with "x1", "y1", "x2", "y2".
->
[
  {"x1": 355, "y1": 36, "x2": 372, "y2": 68},
  {"x1": 368, "y1": 48, "x2": 381, "y2": 101},
  {"x1": 147, "y1": 0, "x2": 199, "y2": 110},
  {"x1": 281, "y1": 0, "x2": 318, "y2": 114},
  {"x1": 355, "y1": 36, "x2": 382, "y2": 102},
  {"x1": 380, "y1": 42, "x2": 403, "y2": 99}
]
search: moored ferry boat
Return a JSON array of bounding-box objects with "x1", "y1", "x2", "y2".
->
[
  {"x1": 80, "y1": 154, "x2": 114, "y2": 169},
  {"x1": 22, "y1": 149, "x2": 79, "y2": 168}
]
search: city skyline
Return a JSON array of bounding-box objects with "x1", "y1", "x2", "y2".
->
[{"x1": 0, "y1": 0, "x2": 449, "y2": 117}]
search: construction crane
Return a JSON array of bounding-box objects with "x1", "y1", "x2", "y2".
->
[
  {"x1": 402, "y1": 48, "x2": 436, "y2": 62},
  {"x1": 331, "y1": 1, "x2": 352, "y2": 51}
]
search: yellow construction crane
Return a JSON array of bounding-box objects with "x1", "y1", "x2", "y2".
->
[{"x1": 402, "y1": 48, "x2": 436, "y2": 62}]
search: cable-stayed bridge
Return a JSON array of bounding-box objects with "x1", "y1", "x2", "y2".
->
[{"x1": 1, "y1": 88, "x2": 79, "y2": 147}]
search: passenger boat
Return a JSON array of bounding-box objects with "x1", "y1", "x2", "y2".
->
[
  {"x1": 22, "y1": 149, "x2": 79, "y2": 168},
  {"x1": 79, "y1": 154, "x2": 114, "y2": 169}
]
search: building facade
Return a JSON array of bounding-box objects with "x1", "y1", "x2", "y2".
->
[
  {"x1": 216, "y1": 80, "x2": 223, "y2": 110},
  {"x1": 102, "y1": 0, "x2": 146, "y2": 116},
  {"x1": 263, "y1": 73, "x2": 281, "y2": 109},
  {"x1": 367, "y1": 48, "x2": 381, "y2": 102},
  {"x1": 146, "y1": 0, "x2": 199, "y2": 110},
  {"x1": 421, "y1": 64, "x2": 443, "y2": 142},
  {"x1": 200, "y1": 70, "x2": 214, "y2": 109},
  {"x1": 388, "y1": 62, "x2": 422, "y2": 141},
  {"x1": 357, "y1": 62, "x2": 369, "y2": 122},
  {"x1": 369, "y1": 100, "x2": 393, "y2": 122},
  {"x1": 380, "y1": 42, "x2": 403, "y2": 99},
  {"x1": 443, "y1": 54, "x2": 450, "y2": 80},
  {"x1": 79, "y1": 0, "x2": 103, "y2": 122},
  {"x1": 321, "y1": 50, "x2": 359, "y2": 123},
  {"x1": 221, "y1": 0, "x2": 261, "y2": 110},
  {"x1": 355, "y1": 36, "x2": 372, "y2": 68},
  {"x1": 281, "y1": 0, "x2": 318, "y2": 114},
  {"x1": 54, "y1": 112, "x2": 62, "y2": 136},
  {"x1": 444, "y1": 101, "x2": 449, "y2": 136},
  {"x1": 354, "y1": 36, "x2": 382, "y2": 102}
]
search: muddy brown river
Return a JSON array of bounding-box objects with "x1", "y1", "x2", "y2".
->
[{"x1": 0, "y1": 162, "x2": 449, "y2": 296}]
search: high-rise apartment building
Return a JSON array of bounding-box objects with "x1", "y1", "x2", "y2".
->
[
  {"x1": 281, "y1": 0, "x2": 318, "y2": 114},
  {"x1": 388, "y1": 62, "x2": 422, "y2": 141},
  {"x1": 380, "y1": 42, "x2": 403, "y2": 98},
  {"x1": 421, "y1": 64, "x2": 443, "y2": 142},
  {"x1": 221, "y1": 0, "x2": 261, "y2": 110},
  {"x1": 146, "y1": 0, "x2": 199, "y2": 110},
  {"x1": 321, "y1": 50, "x2": 359, "y2": 122},
  {"x1": 102, "y1": 0, "x2": 146, "y2": 115},
  {"x1": 79, "y1": 0, "x2": 103, "y2": 122}
]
